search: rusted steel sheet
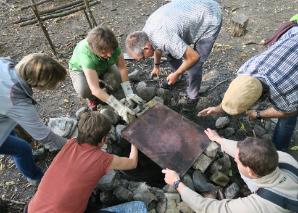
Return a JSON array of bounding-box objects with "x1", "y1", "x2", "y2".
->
[{"x1": 122, "y1": 103, "x2": 210, "y2": 175}]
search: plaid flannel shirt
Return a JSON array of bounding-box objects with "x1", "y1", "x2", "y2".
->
[
  {"x1": 143, "y1": 0, "x2": 222, "y2": 59},
  {"x1": 238, "y1": 27, "x2": 298, "y2": 112}
]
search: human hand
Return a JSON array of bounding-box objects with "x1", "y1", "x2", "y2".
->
[
  {"x1": 246, "y1": 110, "x2": 257, "y2": 120},
  {"x1": 204, "y1": 128, "x2": 222, "y2": 143},
  {"x1": 162, "y1": 168, "x2": 180, "y2": 185},
  {"x1": 167, "y1": 72, "x2": 180, "y2": 85},
  {"x1": 197, "y1": 106, "x2": 222, "y2": 117},
  {"x1": 151, "y1": 67, "x2": 160, "y2": 78}
]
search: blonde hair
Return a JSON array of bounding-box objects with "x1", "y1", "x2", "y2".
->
[
  {"x1": 16, "y1": 53, "x2": 66, "y2": 89},
  {"x1": 87, "y1": 26, "x2": 118, "y2": 55}
]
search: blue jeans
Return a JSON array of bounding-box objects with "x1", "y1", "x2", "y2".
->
[
  {"x1": 100, "y1": 201, "x2": 147, "y2": 213},
  {"x1": 272, "y1": 114, "x2": 297, "y2": 151},
  {"x1": 0, "y1": 132, "x2": 43, "y2": 180}
]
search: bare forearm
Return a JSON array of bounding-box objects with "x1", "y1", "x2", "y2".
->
[
  {"x1": 154, "y1": 50, "x2": 162, "y2": 65},
  {"x1": 259, "y1": 107, "x2": 296, "y2": 118},
  {"x1": 90, "y1": 87, "x2": 110, "y2": 102},
  {"x1": 129, "y1": 144, "x2": 138, "y2": 168},
  {"x1": 117, "y1": 54, "x2": 129, "y2": 82}
]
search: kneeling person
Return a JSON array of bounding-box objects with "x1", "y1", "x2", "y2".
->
[{"x1": 27, "y1": 111, "x2": 140, "y2": 213}]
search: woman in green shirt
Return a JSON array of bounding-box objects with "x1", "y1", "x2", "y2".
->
[{"x1": 69, "y1": 26, "x2": 143, "y2": 123}]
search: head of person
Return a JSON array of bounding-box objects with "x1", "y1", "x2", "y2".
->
[
  {"x1": 126, "y1": 31, "x2": 154, "y2": 60},
  {"x1": 235, "y1": 137, "x2": 278, "y2": 178},
  {"x1": 221, "y1": 76, "x2": 263, "y2": 115},
  {"x1": 16, "y1": 53, "x2": 66, "y2": 90},
  {"x1": 77, "y1": 111, "x2": 112, "y2": 146},
  {"x1": 87, "y1": 25, "x2": 118, "y2": 59}
]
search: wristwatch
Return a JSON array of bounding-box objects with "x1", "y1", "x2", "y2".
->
[
  {"x1": 256, "y1": 110, "x2": 262, "y2": 119},
  {"x1": 173, "y1": 179, "x2": 181, "y2": 190}
]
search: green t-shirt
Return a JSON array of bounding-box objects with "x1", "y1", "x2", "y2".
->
[{"x1": 69, "y1": 39, "x2": 121, "y2": 75}]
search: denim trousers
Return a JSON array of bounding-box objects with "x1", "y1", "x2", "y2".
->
[
  {"x1": 272, "y1": 114, "x2": 297, "y2": 151},
  {"x1": 0, "y1": 131, "x2": 43, "y2": 180},
  {"x1": 100, "y1": 201, "x2": 147, "y2": 213}
]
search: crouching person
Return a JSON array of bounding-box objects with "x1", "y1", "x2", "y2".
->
[
  {"x1": 0, "y1": 54, "x2": 67, "y2": 185},
  {"x1": 27, "y1": 111, "x2": 147, "y2": 213},
  {"x1": 162, "y1": 129, "x2": 298, "y2": 213}
]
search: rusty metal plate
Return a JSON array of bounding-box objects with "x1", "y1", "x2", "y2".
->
[{"x1": 122, "y1": 103, "x2": 210, "y2": 175}]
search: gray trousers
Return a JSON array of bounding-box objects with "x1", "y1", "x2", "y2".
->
[
  {"x1": 167, "y1": 26, "x2": 221, "y2": 100},
  {"x1": 69, "y1": 65, "x2": 121, "y2": 100}
]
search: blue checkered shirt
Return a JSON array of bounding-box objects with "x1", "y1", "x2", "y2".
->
[
  {"x1": 143, "y1": 0, "x2": 222, "y2": 59},
  {"x1": 238, "y1": 27, "x2": 298, "y2": 112}
]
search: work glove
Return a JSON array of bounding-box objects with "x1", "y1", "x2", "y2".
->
[
  {"x1": 121, "y1": 81, "x2": 144, "y2": 106},
  {"x1": 107, "y1": 95, "x2": 136, "y2": 123}
]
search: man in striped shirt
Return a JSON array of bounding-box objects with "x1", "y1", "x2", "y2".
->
[
  {"x1": 198, "y1": 26, "x2": 298, "y2": 151},
  {"x1": 126, "y1": 0, "x2": 222, "y2": 112}
]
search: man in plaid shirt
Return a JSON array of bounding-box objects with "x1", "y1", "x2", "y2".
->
[
  {"x1": 198, "y1": 26, "x2": 298, "y2": 151},
  {"x1": 126, "y1": 0, "x2": 222, "y2": 112}
]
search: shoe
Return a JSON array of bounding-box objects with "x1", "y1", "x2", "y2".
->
[
  {"x1": 87, "y1": 99, "x2": 99, "y2": 111},
  {"x1": 32, "y1": 147, "x2": 46, "y2": 162},
  {"x1": 181, "y1": 98, "x2": 198, "y2": 113}
]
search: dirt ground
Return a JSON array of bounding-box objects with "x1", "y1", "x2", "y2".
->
[{"x1": 0, "y1": 0, "x2": 297, "y2": 212}]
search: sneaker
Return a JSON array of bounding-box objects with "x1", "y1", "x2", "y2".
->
[
  {"x1": 181, "y1": 98, "x2": 198, "y2": 113},
  {"x1": 87, "y1": 99, "x2": 98, "y2": 111}
]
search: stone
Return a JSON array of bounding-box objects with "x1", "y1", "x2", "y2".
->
[
  {"x1": 198, "y1": 85, "x2": 210, "y2": 94},
  {"x1": 215, "y1": 117, "x2": 230, "y2": 129},
  {"x1": 156, "y1": 88, "x2": 170, "y2": 102},
  {"x1": 231, "y1": 13, "x2": 249, "y2": 37},
  {"x1": 224, "y1": 127, "x2": 235, "y2": 137},
  {"x1": 164, "y1": 193, "x2": 181, "y2": 203},
  {"x1": 204, "y1": 141, "x2": 220, "y2": 158},
  {"x1": 128, "y1": 69, "x2": 142, "y2": 82},
  {"x1": 192, "y1": 154, "x2": 213, "y2": 172},
  {"x1": 133, "y1": 191, "x2": 157, "y2": 206},
  {"x1": 75, "y1": 106, "x2": 88, "y2": 119},
  {"x1": 149, "y1": 209, "x2": 157, "y2": 213},
  {"x1": 209, "y1": 154, "x2": 231, "y2": 176},
  {"x1": 48, "y1": 117, "x2": 77, "y2": 138},
  {"x1": 156, "y1": 198, "x2": 167, "y2": 213},
  {"x1": 261, "y1": 134, "x2": 272, "y2": 141},
  {"x1": 202, "y1": 69, "x2": 219, "y2": 82},
  {"x1": 177, "y1": 201, "x2": 194, "y2": 213},
  {"x1": 192, "y1": 170, "x2": 211, "y2": 193},
  {"x1": 210, "y1": 171, "x2": 230, "y2": 187},
  {"x1": 182, "y1": 174, "x2": 195, "y2": 191},
  {"x1": 100, "y1": 107, "x2": 119, "y2": 125},
  {"x1": 99, "y1": 191, "x2": 117, "y2": 205},
  {"x1": 163, "y1": 185, "x2": 176, "y2": 193},
  {"x1": 97, "y1": 170, "x2": 117, "y2": 191},
  {"x1": 136, "y1": 81, "x2": 157, "y2": 101},
  {"x1": 113, "y1": 186, "x2": 133, "y2": 201},
  {"x1": 224, "y1": 182, "x2": 240, "y2": 199},
  {"x1": 165, "y1": 200, "x2": 179, "y2": 213},
  {"x1": 253, "y1": 124, "x2": 266, "y2": 137}
]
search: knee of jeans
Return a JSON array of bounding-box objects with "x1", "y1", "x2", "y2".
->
[
  {"x1": 132, "y1": 201, "x2": 146, "y2": 208},
  {"x1": 15, "y1": 142, "x2": 33, "y2": 157}
]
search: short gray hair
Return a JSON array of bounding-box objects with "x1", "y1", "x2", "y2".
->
[{"x1": 125, "y1": 31, "x2": 149, "y2": 55}]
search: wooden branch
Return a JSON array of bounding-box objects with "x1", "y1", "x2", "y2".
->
[
  {"x1": 21, "y1": 0, "x2": 52, "y2": 10},
  {"x1": 20, "y1": 1, "x2": 99, "y2": 27},
  {"x1": 83, "y1": 0, "x2": 97, "y2": 27},
  {"x1": 2, "y1": 198, "x2": 25, "y2": 205},
  {"x1": 15, "y1": 0, "x2": 98, "y2": 24},
  {"x1": 83, "y1": 9, "x2": 93, "y2": 29},
  {"x1": 31, "y1": 0, "x2": 57, "y2": 55}
]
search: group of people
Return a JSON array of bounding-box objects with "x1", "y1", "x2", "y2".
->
[{"x1": 0, "y1": 0, "x2": 297, "y2": 212}]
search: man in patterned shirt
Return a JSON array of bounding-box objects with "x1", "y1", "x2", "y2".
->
[
  {"x1": 126, "y1": 0, "x2": 222, "y2": 112},
  {"x1": 198, "y1": 26, "x2": 298, "y2": 151}
]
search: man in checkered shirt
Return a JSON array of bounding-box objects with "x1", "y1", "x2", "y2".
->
[
  {"x1": 198, "y1": 26, "x2": 298, "y2": 151},
  {"x1": 126, "y1": 0, "x2": 222, "y2": 112}
]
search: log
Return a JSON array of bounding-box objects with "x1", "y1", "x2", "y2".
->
[
  {"x1": 31, "y1": 0, "x2": 57, "y2": 55},
  {"x1": 15, "y1": 0, "x2": 98, "y2": 24},
  {"x1": 231, "y1": 13, "x2": 249, "y2": 37},
  {"x1": 20, "y1": 1, "x2": 99, "y2": 27},
  {"x1": 21, "y1": 0, "x2": 52, "y2": 10},
  {"x1": 83, "y1": 0, "x2": 97, "y2": 27}
]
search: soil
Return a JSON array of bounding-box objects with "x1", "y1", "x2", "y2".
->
[{"x1": 0, "y1": 0, "x2": 297, "y2": 212}]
